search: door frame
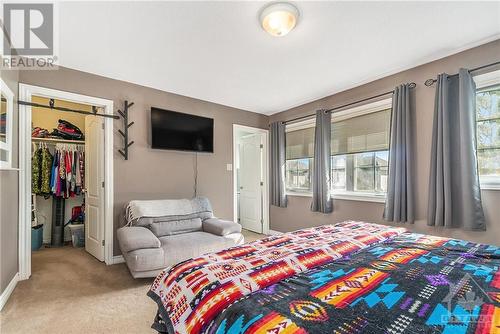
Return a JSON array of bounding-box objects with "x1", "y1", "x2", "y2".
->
[
  {"x1": 18, "y1": 83, "x2": 115, "y2": 280},
  {"x1": 232, "y1": 124, "x2": 269, "y2": 235}
]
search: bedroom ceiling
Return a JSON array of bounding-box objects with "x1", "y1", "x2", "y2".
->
[{"x1": 58, "y1": 1, "x2": 500, "y2": 115}]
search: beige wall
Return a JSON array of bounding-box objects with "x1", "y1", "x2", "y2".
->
[
  {"x1": 19, "y1": 66, "x2": 268, "y2": 255},
  {"x1": 270, "y1": 39, "x2": 500, "y2": 246},
  {"x1": 0, "y1": 67, "x2": 19, "y2": 293},
  {"x1": 31, "y1": 96, "x2": 89, "y2": 133}
]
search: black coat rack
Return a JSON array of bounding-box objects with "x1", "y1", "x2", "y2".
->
[{"x1": 117, "y1": 100, "x2": 134, "y2": 160}]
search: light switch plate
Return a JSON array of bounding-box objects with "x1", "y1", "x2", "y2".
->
[{"x1": 226, "y1": 164, "x2": 233, "y2": 171}]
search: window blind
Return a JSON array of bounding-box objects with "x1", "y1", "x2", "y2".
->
[
  {"x1": 331, "y1": 109, "x2": 391, "y2": 155},
  {"x1": 286, "y1": 127, "x2": 315, "y2": 160}
]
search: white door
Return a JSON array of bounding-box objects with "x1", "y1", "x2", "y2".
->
[
  {"x1": 85, "y1": 116, "x2": 105, "y2": 261},
  {"x1": 239, "y1": 134, "x2": 263, "y2": 233}
]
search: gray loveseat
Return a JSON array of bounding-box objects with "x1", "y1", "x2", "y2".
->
[{"x1": 117, "y1": 197, "x2": 244, "y2": 278}]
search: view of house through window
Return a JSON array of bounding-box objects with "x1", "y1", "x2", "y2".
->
[
  {"x1": 476, "y1": 84, "x2": 500, "y2": 184},
  {"x1": 285, "y1": 105, "x2": 391, "y2": 197}
]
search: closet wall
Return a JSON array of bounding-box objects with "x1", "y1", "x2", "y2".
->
[{"x1": 31, "y1": 97, "x2": 88, "y2": 243}]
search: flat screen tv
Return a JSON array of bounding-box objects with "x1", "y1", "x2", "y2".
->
[{"x1": 151, "y1": 107, "x2": 214, "y2": 153}]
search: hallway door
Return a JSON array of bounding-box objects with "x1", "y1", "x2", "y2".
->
[{"x1": 239, "y1": 134, "x2": 263, "y2": 233}]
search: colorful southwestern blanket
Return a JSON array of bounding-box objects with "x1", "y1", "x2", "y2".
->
[
  {"x1": 148, "y1": 221, "x2": 406, "y2": 333},
  {"x1": 148, "y1": 221, "x2": 500, "y2": 333}
]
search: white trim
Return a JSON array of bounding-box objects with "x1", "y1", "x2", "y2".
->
[
  {"x1": 286, "y1": 191, "x2": 386, "y2": 203},
  {"x1": 267, "y1": 229, "x2": 283, "y2": 236},
  {"x1": 232, "y1": 124, "x2": 270, "y2": 235},
  {"x1": 332, "y1": 193, "x2": 386, "y2": 203},
  {"x1": 110, "y1": 255, "x2": 125, "y2": 264},
  {"x1": 286, "y1": 97, "x2": 393, "y2": 132},
  {"x1": 474, "y1": 69, "x2": 500, "y2": 189},
  {"x1": 474, "y1": 69, "x2": 500, "y2": 89},
  {"x1": 18, "y1": 84, "x2": 115, "y2": 281},
  {"x1": 332, "y1": 98, "x2": 392, "y2": 122},
  {"x1": 0, "y1": 77, "x2": 14, "y2": 169},
  {"x1": 0, "y1": 273, "x2": 19, "y2": 311}
]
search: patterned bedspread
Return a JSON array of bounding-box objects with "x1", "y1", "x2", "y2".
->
[
  {"x1": 148, "y1": 222, "x2": 500, "y2": 334},
  {"x1": 148, "y1": 221, "x2": 406, "y2": 333}
]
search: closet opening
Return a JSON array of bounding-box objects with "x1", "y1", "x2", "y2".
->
[
  {"x1": 31, "y1": 97, "x2": 101, "y2": 260},
  {"x1": 18, "y1": 84, "x2": 115, "y2": 280}
]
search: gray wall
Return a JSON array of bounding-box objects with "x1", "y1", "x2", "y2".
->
[
  {"x1": 269, "y1": 39, "x2": 500, "y2": 246},
  {"x1": 0, "y1": 67, "x2": 19, "y2": 293},
  {"x1": 19, "y1": 67, "x2": 268, "y2": 255}
]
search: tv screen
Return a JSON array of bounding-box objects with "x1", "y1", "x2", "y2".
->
[{"x1": 151, "y1": 107, "x2": 214, "y2": 153}]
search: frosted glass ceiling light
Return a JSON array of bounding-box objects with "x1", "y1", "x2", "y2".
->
[{"x1": 260, "y1": 2, "x2": 299, "y2": 37}]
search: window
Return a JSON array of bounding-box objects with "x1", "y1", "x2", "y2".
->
[
  {"x1": 285, "y1": 99, "x2": 392, "y2": 199},
  {"x1": 330, "y1": 107, "x2": 391, "y2": 197},
  {"x1": 474, "y1": 70, "x2": 500, "y2": 189},
  {"x1": 0, "y1": 78, "x2": 14, "y2": 169},
  {"x1": 285, "y1": 124, "x2": 314, "y2": 193}
]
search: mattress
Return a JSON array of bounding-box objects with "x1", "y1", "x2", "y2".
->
[{"x1": 148, "y1": 221, "x2": 500, "y2": 334}]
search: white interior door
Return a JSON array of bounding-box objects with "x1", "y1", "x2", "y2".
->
[
  {"x1": 85, "y1": 116, "x2": 105, "y2": 261},
  {"x1": 239, "y1": 134, "x2": 263, "y2": 233}
]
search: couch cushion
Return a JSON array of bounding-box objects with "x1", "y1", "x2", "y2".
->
[
  {"x1": 203, "y1": 218, "x2": 242, "y2": 236},
  {"x1": 123, "y1": 248, "x2": 165, "y2": 273},
  {"x1": 117, "y1": 226, "x2": 161, "y2": 253},
  {"x1": 127, "y1": 197, "x2": 214, "y2": 226},
  {"x1": 150, "y1": 218, "x2": 203, "y2": 237},
  {"x1": 160, "y1": 232, "x2": 239, "y2": 268}
]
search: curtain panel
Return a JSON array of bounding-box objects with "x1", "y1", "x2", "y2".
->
[
  {"x1": 384, "y1": 84, "x2": 415, "y2": 223},
  {"x1": 311, "y1": 110, "x2": 333, "y2": 213},
  {"x1": 427, "y1": 69, "x2": 486, "y2": 230},
  {"x1": 270, "y1": 121, "x2": 287, "y2": 208}
]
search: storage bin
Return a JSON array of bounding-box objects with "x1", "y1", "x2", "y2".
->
[
  {"x1": 68, "y1": 224, "x2": 85, "y2": 247},
  {"x1": 31, "y1": 224, "x2": 44, "y2": 251}
]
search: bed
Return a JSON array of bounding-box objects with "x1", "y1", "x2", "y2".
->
[{"x1": 147, "y1": 221, "x2": 500, "y2": 334}]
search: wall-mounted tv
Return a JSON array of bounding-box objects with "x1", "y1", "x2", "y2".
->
[{"x1": 151, "y1": 107, "x2": 214, "y2": 153}]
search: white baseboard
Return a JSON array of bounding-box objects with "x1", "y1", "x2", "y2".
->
[
  {"x1": 0, "y1": 273, "x2": 19, "y2": 311},
  {"x1": 109, "y1": 255, "x2": 125, "y2": 265},
  {"x1": 268, "y1": 229, "x2": 283, "y2": 235}
]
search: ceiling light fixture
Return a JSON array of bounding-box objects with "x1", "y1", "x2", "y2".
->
[{"x1": 260, "y1": 2, "x2": 299, "y2": 37}]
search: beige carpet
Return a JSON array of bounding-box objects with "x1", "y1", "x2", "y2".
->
[{"x1": 0, "y1": 229, "x2": 265, "y2": 334}]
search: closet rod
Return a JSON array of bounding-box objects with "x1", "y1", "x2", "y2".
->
[
  {"x1": 424, "y1": 60, "x2": 500, "y2": 87},
  {"x1": 282, "y1": 82, "x2": 416, "y2": 125},
  {"x1": 16, "y1": 99, "x2": 119, "y2": 119}
]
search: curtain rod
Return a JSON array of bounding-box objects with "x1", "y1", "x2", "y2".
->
[
  {"x1": 282, "y1": 82, "x2": 416, "y2": 125},
  {"x1": 424, "y1": 60, "x2": 500, "y2": 87},
  {"x1": 16, "y1": 99, "x2": 119, "y2": 119}
]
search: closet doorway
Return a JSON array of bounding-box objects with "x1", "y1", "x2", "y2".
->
[
  {"x1": 232, "y1": 124, "x2": 269, "y2": 234},
  {"x1": 18, "y1": 84, "x2": 114, "y2": 280}
]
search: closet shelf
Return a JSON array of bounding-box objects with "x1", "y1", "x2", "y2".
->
[{"x1": 32, "y1": 137, "x2": 85, "y2": 144}]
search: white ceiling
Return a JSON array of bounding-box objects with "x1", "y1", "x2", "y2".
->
[{"x1": 58, "y1": 1, "x2": 500, "y2": 115}]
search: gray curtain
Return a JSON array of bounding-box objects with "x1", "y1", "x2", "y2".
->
[
  {"x1": 384, "y1": 84, "x2": 414, "y2": 223},
  {"x1": 311, "y1": 110, "x2": 333, "y2": 213},
  {"x1": 427, "y1": 69, "x2": 486, "y2": 230},
  {"x1": 270, "y1": 121, "x2": 287, "y2": 207}
]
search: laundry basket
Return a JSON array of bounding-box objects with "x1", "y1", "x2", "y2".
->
[{"x1": 68, "y1": 224, "x2": 85, "y2": 247}]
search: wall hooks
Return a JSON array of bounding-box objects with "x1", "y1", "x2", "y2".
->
[{"x1": 117, "y1": 100, "x2": 135, "y2": 160}]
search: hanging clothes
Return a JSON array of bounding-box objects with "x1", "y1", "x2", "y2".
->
[
  {"x1": 40, "y1": 146, "x2": 53, "y2": 194},
  {"x1": 32, "y1": 147, "x2": 42, "y2": 194},
  {"x1": 32, "y1": 142, "x2": 85, "y2": 199}
]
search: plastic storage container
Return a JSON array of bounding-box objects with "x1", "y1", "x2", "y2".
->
[
  {"x1": 68, "y1": 224, "x2": 85, "y2": 247},
  {"x1": 31, "y1": 224, "x2": 44, "y2": 251}
]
